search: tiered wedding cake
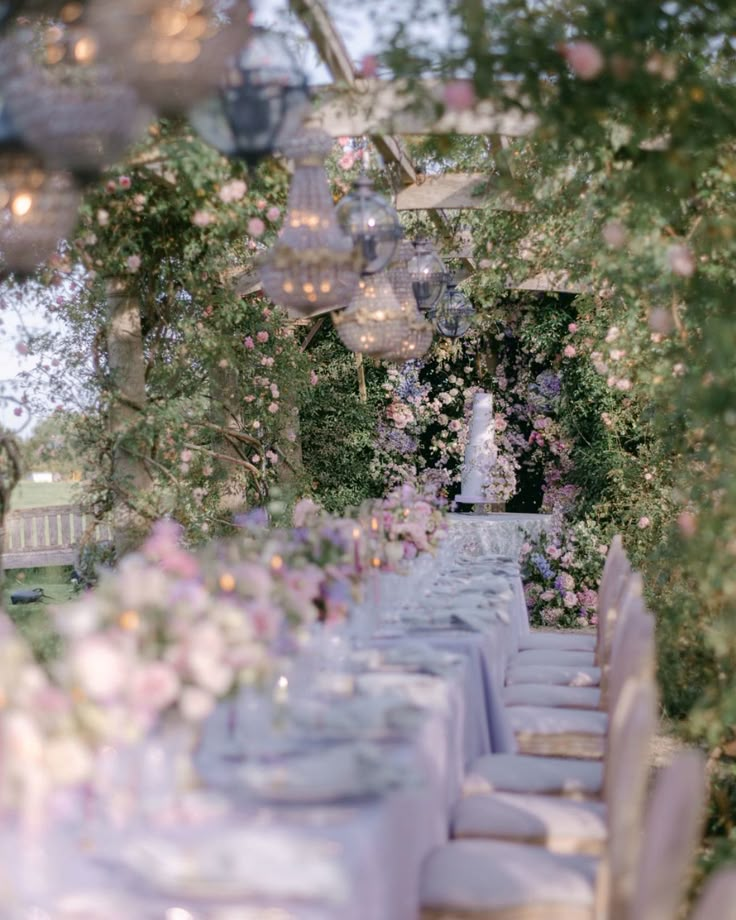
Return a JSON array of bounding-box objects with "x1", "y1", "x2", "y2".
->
[{"x1": 455, "y1": 391, "x2": 497, "y2": 505}]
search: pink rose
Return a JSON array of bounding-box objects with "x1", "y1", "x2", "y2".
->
[
  {"x1": 126, "y1": 254, "x2": 141, "y2": 273},
  {"x1": 563, "y1": 344, "x2": 577, "y2": 358},
  {"x1": 256, "y1": 330, "x2": 269, "y2": 343},
  {"x1": 71, "y1": 636, "x2": 127, "y2": 701},
  {"x1": 667, "y1": 244, "x2": 696, "y2": 277},
  {"x1": 567, "y1": 322, "x2": 578, "y2": 333},
  {"x1": 266, "y1": 206, "x2": 281, "y2": 222},
  {"x1": 192, "y1": 209, "x2": 215, "y2": 227},
  {"x1": 248, "y1": 217, "x2": 265, "y2": 238},
  {"x1": 677, "y1": 511, "x2": 697, "y2": 538},
  {"x1": 442, "y1": 80, "x2": 476, "y2": 111},
  {"x1": 338, "y1": 151, "x2": 356, "y2": 170},
  {"x1": 268, "y1": 402, "x2": 279, "y2": 413},
  {"x1": 15, "y1": 342, "x2": 28, "y2": 355},
  {"x1": 129, "y1": 663, "x2": 180, "y2": 713},
  {"x1": 244, "y1": 336, "x2": 254, "y2": 350},
  {"x1": 359, "y1": 54, "x2": 378, "y2": 77},
  {"x1": 218, "y1": 179, "x2": 247, "y2": 203},
  {"x1": 118, "y1": 175, "x2": 132, "y2": 189},
  {"x1": 562, "y1": 41, "x2": 605, "y2": 80},
  {"x1": 310, "y1": 370, "x2": 319, "y2": 385},
  {"x1": 638, "y1": 516, "x2": 651, "y2": 529}
]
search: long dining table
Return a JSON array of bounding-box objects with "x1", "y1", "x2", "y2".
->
[{"x1": 9, "y1": 523, "x2": 530, "y2": 920}]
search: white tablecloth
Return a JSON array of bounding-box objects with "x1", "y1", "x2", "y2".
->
[{"x1": 446, "y1": 512, "x2": 553, "y2": 560}]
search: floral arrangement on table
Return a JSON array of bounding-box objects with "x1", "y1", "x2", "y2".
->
[
  {"x1": 0, "y1": 486, "x2": 448, "y2": 825},
  {"x1": 519, "y1": 516, "x2": 608, "y2": 628}
]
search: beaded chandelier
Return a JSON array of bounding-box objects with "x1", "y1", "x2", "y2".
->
[
  {"x1": 260, "y1": 129, "x2": 361, "y2": 318},
  {"x1": 88, "y1": 0, "x2": 249, "y2": 116},
  {"x1": 380, "y1": 240, "x2": 434, "y2": 362}
]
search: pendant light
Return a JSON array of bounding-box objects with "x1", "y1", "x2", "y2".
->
[
  {"x1": 260, "y1": 128, "x2": 360, "y2": 317},
  {"x1": 434, "y1": 280, "x2": 475, "y2": 339},
  {"x1": 408, "y1": 236, "x2": 447, "y2": 313},
  {"x1": 336, "y1": 174, "x2": 402, "y2": 275}
]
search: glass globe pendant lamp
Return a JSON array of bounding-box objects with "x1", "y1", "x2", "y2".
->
[
  {"x1": 336, "y1": 174, "x2": 402, "y2": 275},
  {"x1": 259, "y1": 128, "x2": 361, "y2": 318},
  {"x1": 88, "y1": 0, "x2": 250, "y2": 116},
  {"x1": 433, "y1": 280, "x2": 475, "y2": 339},
  {"x1": 1, "y1": 19, "x2": 146, "y2": 180},
  {"x1": 0, "y1": 98, "x2": 80, "y2": 275},
  {"x1": 408, "y1": 236, "x2": 448, "y2": 313},
  {"x1": 190, "y1": 26, "x2": 311, "y2": 169}
]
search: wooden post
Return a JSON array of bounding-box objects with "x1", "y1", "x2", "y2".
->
[
  {"x1": 106, "y1": 277, "x2": 153, "y2": 557},
  {"x1": 355, "y1": 353, "x2": 367, "y2": 403}
]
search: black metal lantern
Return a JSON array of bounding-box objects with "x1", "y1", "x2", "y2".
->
[
  {"x1": 433, "y1": 281, "x2": 475, "y2": 339},
  {"x1": 336, "y1": 175, "x2": 402, "y2": 275},
  {"x1": 408, "y1": 236, "x2": 448, "y2": 313},
  {"x1": 0, "y1": 96, "x2": 80, "y2": 275},
  {"x1": 190, "y1": 26, "x2": 311, "y2": 169}
]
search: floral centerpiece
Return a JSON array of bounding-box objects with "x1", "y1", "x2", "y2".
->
[{"x1": 520, "y1": 516, "x2": 608, "y2": 628}]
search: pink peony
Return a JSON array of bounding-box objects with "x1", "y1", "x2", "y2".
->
[
  {"x1": 563, "y1": 591, "x2": 578, "y2": 609},
  {"x1": 256, "y1": 330, "x2": 269, "y2": 343},
  {"x1": 442, "y1": 80, "x2": 476, "y2": 111},
  {"x1": 546, "y1": 545, "x2": 561, "y2": 559},
  {"x1": 248, "y1": 217, "x2": 266, "y2": 238},
  {"x1": 562, "y1": 41, "x2": 605, "y2": 80}
]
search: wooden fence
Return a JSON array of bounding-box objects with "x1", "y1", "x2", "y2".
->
[{"x1": 2, "y1": 505, "x2": 112, "y2": 569}]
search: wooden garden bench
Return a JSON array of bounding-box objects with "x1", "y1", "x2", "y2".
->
[{"x1": 2, "y1": 505, "x2": 112, "y2": 569}]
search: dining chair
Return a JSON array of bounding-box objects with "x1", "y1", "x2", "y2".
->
[
  {"x1": 690, "y1": 868, "x2": 736, "y2": 920},
  {"x1": 461, "y1": 606, "x2": 654, "y2": 801},
  {"x1": 451, "y1": 672, "x2": 657, "y2": 856},
  {"x1": 508, "y1": 601, "x2": 654, "y2": 759},
  {"x1": 419, "y1": 678, "x2": 657, "y2": 920},
  {"x1": 628, "y1": 749, "x2": 707, "y2": 920}
]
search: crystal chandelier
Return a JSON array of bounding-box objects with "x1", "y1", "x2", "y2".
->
[
  {"x1": 380, "y1": 241, "x2": 434, "y2": 362},
  {"x1": 260, "y1": 129, "x2": 361, "y2": 318},
  {"x1": 1, "y1": 19, "x2": 145, "y2": 180},
  {"x1": 408, "y1": 236, "x2": 447, "y2": 313},
  {"x1": 336, "y1": 174, "x2": 402, "y2": 275},
  {"x1": 0, "y1": 101, "x2": 80, "y2": 275},
  {"x1": 191, "y1": 26, "x2": 311, "y2": 169},
  {"x1": 434, "y1": 280, "x2": 475, "y2": 339},
  {"x1": 88, "y1": 0, "x2": 249, "y2": 116}
]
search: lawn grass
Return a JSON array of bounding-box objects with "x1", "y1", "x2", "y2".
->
[
  {"x1": 2, "y1": 565, "x2": 74, "y2": 661},
  {"x1": 9, "y1": 481, "x2": 77, "y2": 510}
]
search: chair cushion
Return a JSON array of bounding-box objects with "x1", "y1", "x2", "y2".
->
[
  {"x1": 503, "y1": 684, "x2": 601, "y2": 711},
  {"x1": 506, "y1": 664, "x2": 601, "y2": 688},
  {"x1": 509, "y1": 706, "x2": 608, "y2": 736},
  {"x1": 519, "y1": 632, "x2": 597, "y2": 653},
  {"x1": 464, "y1": 753, "x2": 604, "y2": 799},
  {"x1": 514, "y1": 649, "x2": 597, "y2": 667},
  {"x1": 510, "y1": 706, "x2": 608, "y2": 759},
  {"x1": 420, "y1": 839, "x2": 599, "y2": 914},
  {"x1": 452, "y1": 792, "x2": 607, "y2": 854}
]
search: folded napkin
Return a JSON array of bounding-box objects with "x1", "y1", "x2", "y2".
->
[{"x1": 118, "y1": 826, "x2": 350, "y2": 903}]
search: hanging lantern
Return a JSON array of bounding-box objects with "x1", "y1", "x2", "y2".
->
[
  {"x1": 408, "y1": 236, "x2": 447, "y2": 313},
  {"x1": 0, "y1": 100, "x2": 80, "y2": 275},
  {"x1": 380, "y1": 241, "x2": 434, "y2": 362},
  {"x1": 1, "y1": 21, "x2": 146, "y2": 180},
  {"x1": 191, "y1": 26, "x2": 311, "y2": 169},
  {"x1": 434, "y1": 281, "x2": 475, "y2": 339},
  {"x1": 336, "y1": 175, "x2": 402, "y2": 275},
  {"x1": 88, "y1": 0, "x2": 249, "y2": 116},
  {"x1": 259, "y1": 128, "x2": 360, "y2": 318}
]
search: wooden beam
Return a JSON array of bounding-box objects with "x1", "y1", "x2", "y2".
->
[
  {"x1": 307, "y1": 78, "x2": 538, "y2": 139},
  {"x1": 506, "y1": 271, "x2": 588, "y2": 294},
  {"x1": 396, "y1": 172, "x2": 525, "y2": 211}
]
